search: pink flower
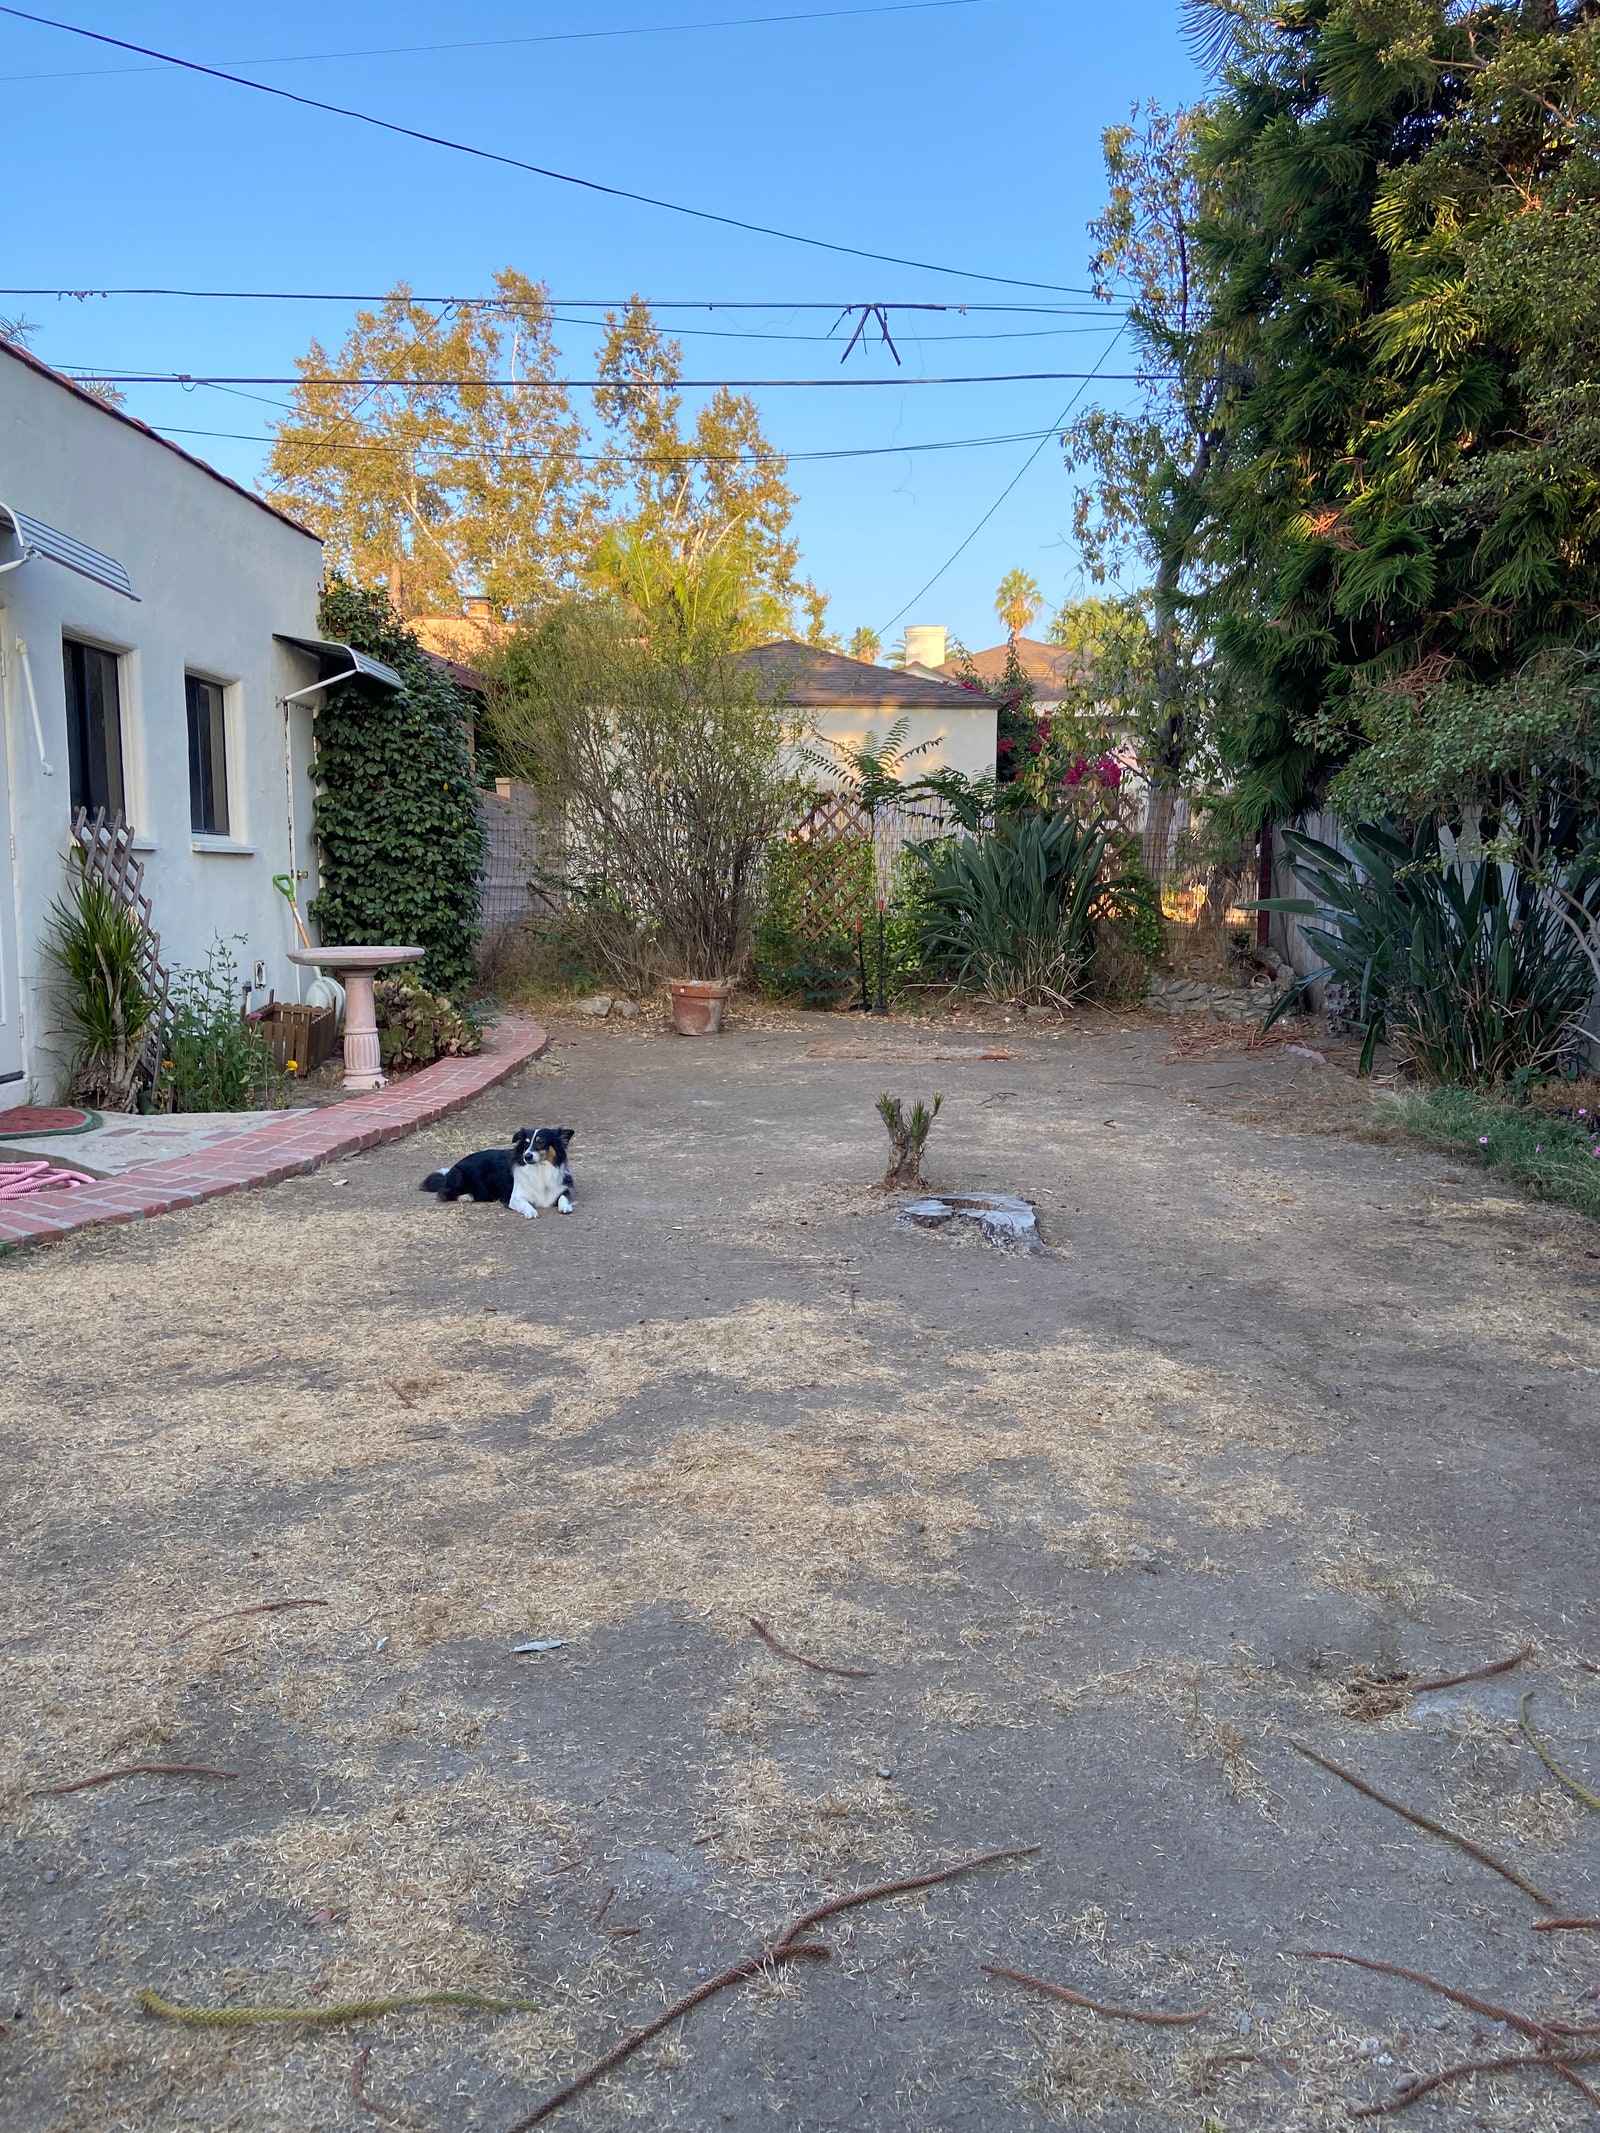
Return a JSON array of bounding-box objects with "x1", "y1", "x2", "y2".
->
[
  {"x1": 1478, "y1": 1136, "x2": 1489, "y2": 1145},
  {"x1": 1096, "y1": 754, "x2": 1124, "y2": 789}
]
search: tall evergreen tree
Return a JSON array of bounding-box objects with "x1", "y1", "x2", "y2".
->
[{"x1": 1184, "y1": 0, "x2": 1600, "y2": 827}]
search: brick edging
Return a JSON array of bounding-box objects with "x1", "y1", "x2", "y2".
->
[{"x1": 0, "y1": 1017, "x2": 548, "y2": 1250}]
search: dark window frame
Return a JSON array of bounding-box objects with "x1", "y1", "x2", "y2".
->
[
  {"x1": 185, "y1": 672, "x2": 231, "y2": 838},
  {"x1": 63, "y1": 637, "x2": 126, "y2": 820}
]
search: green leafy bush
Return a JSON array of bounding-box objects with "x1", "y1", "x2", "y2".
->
[
  {"x1": 162, "y1": 940, "x2": 283, "y2": 1113},
  {"x1": 311, "y1": 577, "x2": 487, "y2": 996},
  {"x1": 1089, "y1": 850, "x2": 1165, "y2": 1003},
  {"x1": 917, "y1": 813, "x2": 1110, "y2": 1008},
  {"x1": 43, "y1": 858, "x2": 158, "y2": 1110},
  {"x1": 483, "y1": 594, "x2": 803, "y2": 991},
  {"x1": 1259, "y1": 822, "x2": 1597, "y2": 1082},
  {"x1": 373, "y1": 970, "x2": 483, "y2": 1073}
]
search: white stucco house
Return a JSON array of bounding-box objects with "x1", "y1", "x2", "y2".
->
[
  {"x1": 0, "y1": 341, "x2": 399, "y2": 1098},
  {"x1": 740, "y1": 639, "x2": 998, "y2": 788}
]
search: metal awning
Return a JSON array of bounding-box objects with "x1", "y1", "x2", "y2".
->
[
  {"x1": 275, "y1": 634, "x2": 404, "y2": 691},
  {"x1": 0, "y1": 498, "x2": 137, "y2": 599}
]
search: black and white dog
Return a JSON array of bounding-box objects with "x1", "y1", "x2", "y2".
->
[{"x1": 421, "y1": 1127, "x2": 575, "y2": 1219}]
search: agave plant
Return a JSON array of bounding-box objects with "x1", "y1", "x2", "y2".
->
[
  {"x1": 916, "y1": 811, "x2": 1110, "y2": 1008},
  {"x1": 1257, "y1": 821, "x2": 1597, "y2": 1082}
]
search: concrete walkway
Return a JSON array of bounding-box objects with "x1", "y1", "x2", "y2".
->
[
  {"x1": 0, "y1": 1015, "x2": 547, "y2": 1249},
  {"x1": 0, "y1": 1107, "x2": 301, "y2": 1175}
]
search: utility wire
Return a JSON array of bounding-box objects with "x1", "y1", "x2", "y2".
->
[
  {"x1": 0, "y1": 5, "x2": 1087, "y2": 295},
  {"x1": 150, "y1": 421, "x2": 1070, "y2": 463},
  {"x1": 69, "y1": 369, "x2": 1146, "y2": 388},
  {"x1": 0, "y1": 0, "x2": 984, "y2": 80},
  {"x1": 879, "y1": 322, "x2": 1128, "y2": 630},
  {"x1": 0, "y1": 288, "x2": 1124, "y2": 312}
]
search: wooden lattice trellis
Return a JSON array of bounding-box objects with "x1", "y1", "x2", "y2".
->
[
  {"x1": 778, "y1": 793, "x2": 962, "y2": 940},
  {"x1": 792, "y1": 795, "x2": 872, "y2": 848},
  {"x1": 70, "y1": 807, "x2": 171, "y2": 1087},
  {"x1": 779, "y1": 796, "x2": 871, "y2": 941}
]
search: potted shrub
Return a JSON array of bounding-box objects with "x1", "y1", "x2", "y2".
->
[{"x1": 482, "y1": 553, "x2": 805, "y2": 1031}]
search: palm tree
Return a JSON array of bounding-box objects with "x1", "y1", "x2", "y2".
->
[
  {"x1": 994, "y1": 569, "x2": 1042, "y2": 643},
  {"x1": 849, "y1": 625, "x2": 881, "y2": 664}
]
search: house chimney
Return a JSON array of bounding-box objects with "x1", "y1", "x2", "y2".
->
[
  {"x1": 903, "y1": 623, "x2": 946, "y2": 669},
  {"x1": 463, "y1": 592, "x2": 496, "y2": 623}
]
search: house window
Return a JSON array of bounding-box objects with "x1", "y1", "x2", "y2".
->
[
  {"x1": 63, "y1": 639, "x2": 125, "y2": 819},
  {"x1": 185, "y1": 674, "x2": 230, "y2": 837}
]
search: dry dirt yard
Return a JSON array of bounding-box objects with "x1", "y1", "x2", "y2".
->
[{"x1": 3, "y1": 1008, "x2": 1599, "y2": 2133}]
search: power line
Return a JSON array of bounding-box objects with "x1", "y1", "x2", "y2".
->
[
  {"x1": 70, "y1": 369, "x2": 1146, "y2": 388},
  {"x1": 0, "y1": 0, "x2": 984, "y2": 81},
  {"x1": 879, "y1": 323, "x2": 1128, "y2": 631},
  {"x1": 0, "y1": 5, "x2": 1087, "y2": 295},
  {"x1": 0, "y1": 288, "x2": 1122, "y2": 313},
  {"x1": 149, "y1": 420, "x2": 1070, "y2": 464}
]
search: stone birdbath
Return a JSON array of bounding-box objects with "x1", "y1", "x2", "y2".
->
[{"x1": 287, "y1": 945, "x2": 425, "y2": 1092}]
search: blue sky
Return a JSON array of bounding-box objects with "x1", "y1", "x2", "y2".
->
[{"x1": 3, "y1": 1, "x2": 1200, "y2": 650}]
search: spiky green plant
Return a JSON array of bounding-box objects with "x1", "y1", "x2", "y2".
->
[
  {"x1": 43, "y1": 858, "x2": 157, "y2": 1110},
  {"x1": 1257, "y1": 823, "x2": 1597, "y2": 1083},
  {"x1": 916, "y1": 812, "x2": 1110, "y2": 1008},
  {"x1": 877, "y1": 1091, "x2": 943, "y2": 1187}
]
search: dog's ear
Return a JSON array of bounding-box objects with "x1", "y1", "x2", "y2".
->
[{"x1": 560, "y1": 1128, "x2": 575, "y2": 1143}]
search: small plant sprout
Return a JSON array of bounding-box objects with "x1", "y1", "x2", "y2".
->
[{"x1": 876, "y1": 1091, "x2": 943, "y2": 1187}]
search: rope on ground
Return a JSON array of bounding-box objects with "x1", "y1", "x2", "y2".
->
[{"x1": 139, "y1": 1988, "x2": 541, "y2": 2027}]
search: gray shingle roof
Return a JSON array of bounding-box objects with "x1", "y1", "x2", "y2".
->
[{"x1": 740, "y1": 639, "x2": 997, "y2": 709}]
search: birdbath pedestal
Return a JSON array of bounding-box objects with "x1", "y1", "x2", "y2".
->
[{"x1": 287, "y1": 945, "x2": 426, "y2": 1092}]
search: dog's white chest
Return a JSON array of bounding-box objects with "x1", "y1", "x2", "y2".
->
[{"x1": 512, "y1": 1156, "x2": 567, "y2": 1212}]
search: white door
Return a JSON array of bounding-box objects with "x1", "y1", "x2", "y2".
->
[{"x1": 0, "y1": 710, "x2": 23, "y2": 1085}]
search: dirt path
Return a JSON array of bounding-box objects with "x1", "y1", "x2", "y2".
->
[{"x1": 3, "y1": 1013, "x2": 1598, "y2": 2131}]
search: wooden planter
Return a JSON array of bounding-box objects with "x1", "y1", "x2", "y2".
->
[{"x1": 251, "y1": 999, "x2": 339, "y2": 1073}]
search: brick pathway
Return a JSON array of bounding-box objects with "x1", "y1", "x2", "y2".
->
[{"x1": 0, "y1": 1016, "x2": 548, "y2": 1251}]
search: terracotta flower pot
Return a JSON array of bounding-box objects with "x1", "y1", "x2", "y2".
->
[{"x1": 669, "y1": 979, "x2": 732, "y2": 1035}]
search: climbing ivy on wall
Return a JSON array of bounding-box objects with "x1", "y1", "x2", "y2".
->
[{"x1": 309, "y1": 577, "x2": 487, "y2": 995}]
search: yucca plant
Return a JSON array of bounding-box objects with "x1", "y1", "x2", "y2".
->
[
  {"x1": 1257, "y1": 822, "x2": 1597, "y2": 1082},
  {"x1": 916, "y1": 811, "x2": 1110, "y2": 1008},
  {"x1": 877, "y1": 1091, "x2": 942, "y2": 1187},
  {"x1": 43, "y1": 858, "x2": 158, "y2": 1110}
]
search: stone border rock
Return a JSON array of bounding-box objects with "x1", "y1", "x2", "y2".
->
[
  {"x1": 0, "y1": 1016, "x2": 548, "y2": 1251},
  {"x1": 1144, "y1": 975, "x2": 1284, "y2": 1024}
]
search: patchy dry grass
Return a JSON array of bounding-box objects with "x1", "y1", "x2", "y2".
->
[{"x1": 5, "y1": 1017, "x2": 1599, "y2": 2130}]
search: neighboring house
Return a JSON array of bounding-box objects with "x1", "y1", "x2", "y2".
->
[
  {"x1": 412, "y1": 598, "x2": 502, "y2": 677},
  {"x1": 0, "y1": 341, "x2": 399, "y2": 1098},
  {"x1": 740, "y1": 639, "x2": 997, "y2": 787},
  {"x1": 901, "y1": 624, "x2": 1088, "y2": 712}
]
